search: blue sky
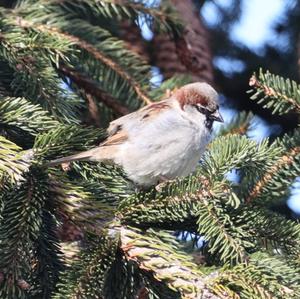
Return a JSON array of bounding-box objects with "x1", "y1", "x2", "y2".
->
[
  {"x1": 230, "y1": 0, "x2": 285, "y2": 48},
  {"x1": 202, "y1": 0, "x2": 286, "y2": 49}
]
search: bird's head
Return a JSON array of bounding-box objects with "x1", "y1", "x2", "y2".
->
[{"x1": 175, "y1": 82, "x2": 224, "y2": 130}]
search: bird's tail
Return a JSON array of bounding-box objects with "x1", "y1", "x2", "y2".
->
[{"x1": 47, "y1": 148, "x2": 100, "y2": 167}]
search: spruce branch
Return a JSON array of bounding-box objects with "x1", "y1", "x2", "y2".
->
[
  {"x1": 59, "y1": 242, "x2": 81, "y2": 266},
  {"x1": 58, "y1": 19, "x2": 151, "y2": 86},
  {"x1": 118, "y1": 226, "x2": 220, "y2": 299},
  {"x1": 71, "y1": 162, "x2": 134, "y2": 201},
  {"x1": 0, "y1": 61, "x2": 15, "y2": 96},
  {"x1": 201, "y1": 135, "x2": 281, "y2": 181},
  {"x1": 235, "y1": 207, "x2": 300, "y2": 256},
  {"x1": 246, "y1": 146, "x2": 300, "y2": 203},
  {"x1": 29, "y1": 210, "x2": 65, "y2": 299},
  {"x1": 0, "y1": 16, "x2": 82, "y2": 123},
  {"x1": 103, "y1": 247, "x2": 148, "y2": 299},
  {"x1": 245, "y1": 130, "x2": 300, "y2": 203},
  {"x1": 249, "y1": 69, "x2": 300, "y2": 115},
  {"x1": 0, "y1": 136, "x2": 31, "y2": 184},
  {"x1": 119, "y1": 176, "x2": 251, "y2": 264},
  {"x1": 216, "y1": 111, "x2": 253, "y2": 137},
  {"x1": 63, "y1": 31, "x2": 153, "y2": 106},
  {"x1": 16, "y1": 18, "x2": 153, "y2": 106},
  {"x1": 1, "y1": 1, "x2": 299, "y2": 297},
  {"x1": 211, "y1": 253, "x2": 300, "y2": 298},
  {"x1": 0, "y1": 96, "x2": 60, "y2": 136},
  {"x1": 53, "y1": 233, "x2": 119, "y2": 299},
  {"x1": 118, "y1": 175, "x2": 221, "y2": 230},
  {"x1": 59, "y1": 65, "x2": 130, "y2": 116},
  {"x1": 197, "y1": 199, "x2": 251, "y2": 264},
  {"x1": 1, "y1": 13, "x2": 75, "y2": 62},
  {"x1": 0, "y1": 168, "x2": 48, "y2": 299},
  {"x1": 49, "y1": 175, "x2": 116, "y2": 232},
  {"x1": 13, "y1": 5, "x2": 154, "y2": 110},
  {"x1": 17, "y1": 0, "x2": 183, "y2": 34}
]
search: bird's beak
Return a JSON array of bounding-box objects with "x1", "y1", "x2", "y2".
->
[{"x1": 210, "y1": 110, "x2": 224, "y2": 123}]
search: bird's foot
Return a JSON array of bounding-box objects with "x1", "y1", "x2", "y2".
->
[{"x1": 155, "y1": 176, "x2": 176, "y2": 192}]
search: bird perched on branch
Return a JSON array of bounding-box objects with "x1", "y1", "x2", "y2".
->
[{"x1": 49, "y1": 82, "x2": 223, "y2": 186}]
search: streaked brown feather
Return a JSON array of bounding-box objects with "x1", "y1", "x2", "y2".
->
[
  {"x1": 140, "y1": 100, "x2": 170, "y2": 120},
  {"x1": 100, "y1": 128, "x2": 128, "y2": 146}
]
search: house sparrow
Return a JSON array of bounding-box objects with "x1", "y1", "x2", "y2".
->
[{"x1": 49, "y1": 82, "x2": 223, "y2": 186}]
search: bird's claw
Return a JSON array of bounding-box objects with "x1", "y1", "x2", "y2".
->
[{"x1": 155, "y1": 176, "x2": 175, "y2": 192}]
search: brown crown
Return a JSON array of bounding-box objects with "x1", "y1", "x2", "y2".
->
[{"x1": 175, "y1": 86, "x2": 209, "y2": 109}]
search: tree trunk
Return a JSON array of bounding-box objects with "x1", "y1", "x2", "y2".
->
[{"x1": 153, "y1": 0, "x2": 214, "y2": 84}]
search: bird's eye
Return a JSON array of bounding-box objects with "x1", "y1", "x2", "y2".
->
[{"x1": 195, "y1": 105, "x2": 208, "y2": 114}]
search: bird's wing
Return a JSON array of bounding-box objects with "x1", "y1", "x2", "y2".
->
[
  {"x1": 106, "y1": 100, "x2": 172, "y2": 136},
  {"x1": 100, "y1": 125, "x2": 128, "y2": 146}
]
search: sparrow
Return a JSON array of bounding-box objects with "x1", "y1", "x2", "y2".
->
[{"x1": 48, "y1": 82, "x2": 223, "y2": 187}]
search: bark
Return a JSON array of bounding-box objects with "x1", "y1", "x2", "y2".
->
[
  {"x1": 119, "y1": 20, "x2": 150, "y2": 63},
  {"x1": 153, "y1": 0, "x2": 214, "y2": 84}
]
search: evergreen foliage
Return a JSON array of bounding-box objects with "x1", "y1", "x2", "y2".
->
[
  {"x1": 249, "y1": 69, "x2": 300, "y2": 115},
  {"x1": 0, "y1": 1, "x2": 299, "y2": 298}
]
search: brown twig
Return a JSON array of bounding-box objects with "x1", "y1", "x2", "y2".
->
[
  {"x1": 136, "y1": 286, "x2": 149, "y2": 299},
  {"x1": 17, "y1": 279, "x2": 30, "y2": 290},
  {"x1": 59, "y1": 65, "x2": 130, "y2": 116},
  {"x1": 85, "y1": 93, "x2": 102, "y2": 127},
  {"x1": 249, "y1": 75, "x2": 300, "y2": 112},
  {"x1": 246, "y1": 146, "x2": 300, "y2": 203},
  {"x1": 223, "y1": 123, "x2": 250, "y2": 137}
]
